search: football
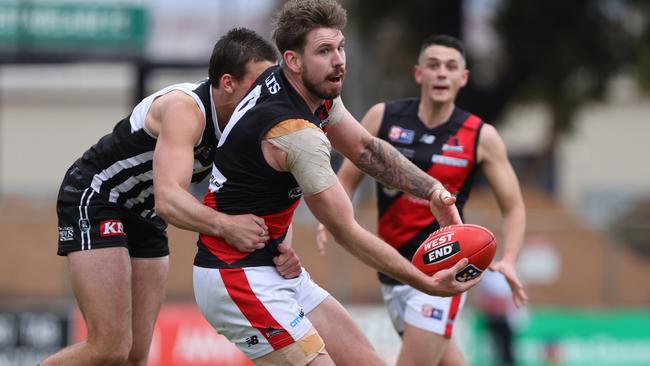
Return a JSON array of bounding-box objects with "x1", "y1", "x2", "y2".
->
[{"x1": 411, "y1": 224, "x2": 496, "y2": 282}]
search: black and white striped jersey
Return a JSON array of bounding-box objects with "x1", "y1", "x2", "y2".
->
[{"x1": 70, "y1": 79, "x2": 221, "y2": 220}]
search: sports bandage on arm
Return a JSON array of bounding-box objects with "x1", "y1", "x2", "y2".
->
[
  {"x1": 266, "y1": 121, "x2": 337, "y2": 196},
  {"x1": 327, "y1": 96, "x2": 345, "y2": 127}
]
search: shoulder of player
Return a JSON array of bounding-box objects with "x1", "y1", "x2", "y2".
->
[
  {"x1": 154, "y1": 90, "x2": 203, "y2": 115},
  {"x1": 266, "y1": 118, "x2": 322, "y2": 139},
  {"x1": 477, "y1": 123, "x2": 508, "y2": 162},
  {"x1": 360, "y1": 103, "x2": 386, "y2": 128},
  {"x1": 148, "y1": 90, "x2": 205, "y2": 138}
]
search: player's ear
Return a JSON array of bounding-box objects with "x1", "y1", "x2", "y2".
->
[
  {"x1": 460, "y1": 69, "x2": 469, "y2": 87},
  {"x1": 283, "y1": 50, "x2": 302, "y2": 73},
  {"x1": 220, "y1": 73, "x2": 235, "y2": 93},
  {"x1": 414, "y1": 64, "x2": 422, "y2": 85}
]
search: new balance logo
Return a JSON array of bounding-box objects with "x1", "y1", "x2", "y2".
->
[
  {"x1": 246, "y1": 335, "x2": 259, "y2": 347},
  {"x1": 100, "y1": 220, "x2": 126, "y2": 237}
]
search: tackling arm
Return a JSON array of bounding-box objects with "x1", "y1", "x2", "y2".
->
[{"x1": 152, "y1": 92, "x2": 268, "y2": 251}]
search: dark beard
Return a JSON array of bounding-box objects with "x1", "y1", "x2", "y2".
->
[{"x1": 301, "y1": 66, "x2": 344, "y2": 100}]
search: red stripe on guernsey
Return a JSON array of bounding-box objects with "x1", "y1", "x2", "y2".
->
[
  {"x1": 378, "y1": 195, "x2": 434, "y2": 249},
  {"x1": 199, "y1": 200, "x2": 301, "y2": 264},
  {"x1": 220, "y1": 268, "x2": 294, "y2": 349},
  {"x1": 444, "y1": 294, "x2": 462, "y2": 337},
  {"x1": 203, "y1": 190, "x2": 217, "y2": 209},
  {"x1": 426, "y1": 114, "x2": 480, "y2": 194}
]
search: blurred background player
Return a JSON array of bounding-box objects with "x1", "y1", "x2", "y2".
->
[
  {"x1": 317, "y1": 34, "x2": 528, "y2": 365},
  {"x1": 44, "y1": 28, "x2": 302, "y2": 366}
]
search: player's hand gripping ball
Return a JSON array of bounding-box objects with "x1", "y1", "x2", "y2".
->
[{"x1": 412, "y1": 224, "x2": 496, "y2": 282}]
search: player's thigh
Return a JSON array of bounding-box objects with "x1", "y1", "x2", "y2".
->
[
  {"x1": 193, "y1": 265, "x2": 319, "y2": 360},
  {"x1": 397, "y1": 324, "x2": 450, "y2": 366},
  {"x1": 67, "y1": 247, "x2": 133, "y2": 342},
  {"x1": 307, "y1": 296, "x2": 385, "y2": 366},
  {"x1": 396, "y1": 287, "x2": 466, "y2": 366},
  {"x1": 129, "y1": 256, "x2": 169, "y2": 359}
]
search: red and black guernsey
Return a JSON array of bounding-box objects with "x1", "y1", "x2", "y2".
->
[
  {"x1": 195, "y1": 65, "x2": 331, "y2": 269},
  {"x1": 376, "y1": 98, "x2": 484, "y2": 284}
]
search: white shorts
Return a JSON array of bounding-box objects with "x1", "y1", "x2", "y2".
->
[
  {"x1": 193, "y1": 266, "x2": 329, "y2": 359},
  {"x1": 381, "y1": 284, "x2": 466, "y2": 338}
]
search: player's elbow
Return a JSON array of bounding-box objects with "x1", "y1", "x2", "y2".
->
[
  {"x1": 326, "y1": 220, "x2": 361, "y2": 249},
  {"x1": 153, "y1": 187, "x2": 175, "y2": 222}
]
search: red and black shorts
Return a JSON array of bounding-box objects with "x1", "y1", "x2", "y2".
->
[{"x1": 56, "y1": 167, "x2": 169, "y2": 258}]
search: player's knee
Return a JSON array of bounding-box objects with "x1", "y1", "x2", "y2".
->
[
  {"x1": 254, "y1": 327, "x2": 326, "y2": 366},
  {"x1": 125, "y1": 346, "x2": 151, "y2": 366},
  {"x1": 89, "y1": 332, "x2": 132, "y2": 365}
]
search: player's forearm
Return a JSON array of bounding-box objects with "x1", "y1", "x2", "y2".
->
[
  {"x1": 155, "y1": 186, "x2": 224, "y2": 237},
  {"x1": 500, "y1": 205, "x2": 526, "y2": 263},
  {"x1": 352, "y1": 137, "x2": 442, "y2": 199},
  {"x1": 331, "y1": 223, "x2": 435, "y2": 294}
]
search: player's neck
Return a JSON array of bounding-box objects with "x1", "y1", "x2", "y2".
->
[
  {"x1": 283, "y1": 69, "x2": 323, "y2": 114},
  {"x1": 418, "y1": 99, "x2": 455, "y2": 129},
  {"x1": 212, "y1": 87, "x2": 235, "y2": 131}
]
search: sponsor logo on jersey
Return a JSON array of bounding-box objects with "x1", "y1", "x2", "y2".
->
[
  {"x1": 265, "y1": 327, "x2": 285, "y2": 339},
  {"x1": 100, "y1": 220, "x2": 126, "y2": 237},
  {"x1": 288, "y1": 187, "x2": 303, "y2": 199},
  {"x1": 420, "y1": 134, "x2": 436, "y2": 144},
  {"x1": 432, "y1": 154, "x2": 468, "y2": 167},
  {"x1": 455, "y1": 264, "x2": 482, "y2": 282},
  {"x1": 388, "y1": 126, "x2": 415, "y2": 144},
  {"x1": 58, "y1": 226, "x2": 74, "y2": 242},
  {"x1": 442, "y1": 144, "x2": 464, "y2": 153},
  {"x1": 290, "y1": 309, "x2": 305, "y2": 328},
  {"x1": 423, "y1": 242, "x2": 460, "y2": 264},
  {"x1": 78, "y1": 219, "x2": 91, "y2": 232},
  {"x1": 422, "y1": 304, "x2": 444, "y2": 320},
  {"x1": 443, "y1": 136, "x2": 464, "y2": 152}
]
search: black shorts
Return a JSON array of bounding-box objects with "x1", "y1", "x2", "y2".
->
[{"x1": 56, "y1": 165, "x2": 169, "y2": 258}]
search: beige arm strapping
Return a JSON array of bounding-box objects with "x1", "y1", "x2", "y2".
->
[{"x1": 267, "y1": 128, "x2": 337, "y2": 197}]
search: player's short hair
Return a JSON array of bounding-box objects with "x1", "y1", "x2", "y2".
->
[
  {"x1": 209, "y1": 27, "x2": 278, "y2": 88},
  {"x1": 271, "y1": 0, "x2": 347, "y2": 54},
  {"x1": 419, "y1": 34, "x2": 466, "y2": 61}
]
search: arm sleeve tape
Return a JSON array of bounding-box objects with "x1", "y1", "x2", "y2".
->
[{"x1": 267, "y1": 128, "x2": 338, "y2": 196}]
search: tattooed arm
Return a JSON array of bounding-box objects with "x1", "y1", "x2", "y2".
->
[{"x1": 327, "y1": 103, "x2": 462, "y2": 226}]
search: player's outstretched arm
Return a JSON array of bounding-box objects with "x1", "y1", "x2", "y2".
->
[
  {"x1": 151, "y1": 92, "x2": 269, "y2": 252},
  {"x1": 305, "y1": 181, "x2": 479, "y2": 297},
  {"x1": 478, "y1": 124, "x2": 528, "y2": 307},
  {"x1": 327, "y1": 103, "x2": 461, "y2": 226}
]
